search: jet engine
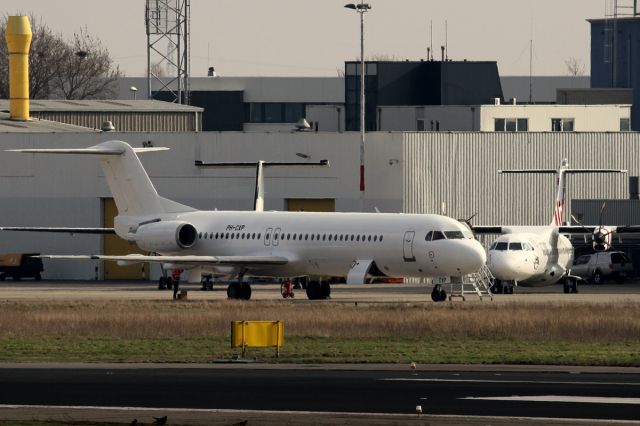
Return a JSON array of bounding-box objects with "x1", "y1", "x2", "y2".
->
[
  {"x1": 592, "y1": 226, "x2": 612, "y2": 252},
  {"x1": 134, "y1": 221, "x2": 197, "y2": 252}
]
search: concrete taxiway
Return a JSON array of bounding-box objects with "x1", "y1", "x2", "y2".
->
[{"x1": 1, "y1": 280, "x2": 640, "y2": 303}]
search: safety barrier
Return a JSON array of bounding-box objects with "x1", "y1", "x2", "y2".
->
[{"x1": 230, "y1": 320, "x2": 284, "y2": 357}]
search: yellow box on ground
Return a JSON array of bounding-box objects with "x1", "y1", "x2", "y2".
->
[{"x1": 231, "y1": 321, "x2": 284, "y2": 357}]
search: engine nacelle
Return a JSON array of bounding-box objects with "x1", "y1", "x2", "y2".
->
[{"x1": 134, "y1": 221, "x2": 197, "y2": 252}]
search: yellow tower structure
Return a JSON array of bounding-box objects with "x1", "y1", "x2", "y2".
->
[{"x1": 5, "y1": 16, "x2": 32, "y2": 121}]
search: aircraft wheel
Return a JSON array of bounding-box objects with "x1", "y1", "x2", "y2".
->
[
  {"x1": 158, "y1": 277, "x2": 167, "y2": 290},
  {"x1": 35, "y1": 273, "x2": 42, "y2": 281},
  {"x1": 592, "y1": 270, "x2": 604, "y2": 285},
  {"x1": 240, "y1": 282, "x2": 252, "y2": 300},
  {"x1": 320, "y1": 280, "x2": 331, "y2": 299},
  {"x1": 571, "y1": 279, "x2": 578, "y2": 293},
  {"x1": 563, "y1": 280, "x2": 571, "y2": 294},
  {"x1": 490, "y1": 279, "x2": 502, "y2": 294},
  {"x1": 165, "y1": 277, "x2": 173, "y2": 290},
  {"x1": 306, "y1": 280, "x2": 321, "y2": 300},
  {"x1": 227, "y1": 282, "x2": 242, "y2": 299},
  {"x1": 431, "y1": 284, "x2": 446, "y2": 302}
]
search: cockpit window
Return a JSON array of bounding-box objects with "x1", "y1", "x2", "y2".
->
[
  {"x1": 443, "y1": 230, "x2": 465, "y2": 239},
  {"x1": 523, "y1": 242, "x2": 534, "y2": 251},
  {"x1": 489, "y1": 242, "x2": 497, "y2": 250},
  {"x1": 508, "y1": 242, "x2": 522, "y2": 251},
  {"x1": 494, "y1": 242, "x2": 508, "y2": 251},
  {"x1": 425, "y1": 231, "x2": 446, "y2": 241}
]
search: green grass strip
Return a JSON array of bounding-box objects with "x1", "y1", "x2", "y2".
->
[{"x1": 1, "y1": 336, "x2": 639, "y2": 366}]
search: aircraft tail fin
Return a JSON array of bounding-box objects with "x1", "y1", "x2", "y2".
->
[
  {"x1": 9, "y1": 140, "x2": 195, "y2": 217},
  {"x1": 499, "y1": 159, "x2": 626, "y2": 226}
]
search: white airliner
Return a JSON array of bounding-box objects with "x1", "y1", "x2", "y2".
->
[
  {"x1": 6, "y1": 140, "x2": 486, "y2": 300},
  {"x1": 476, "y1": 159, "x2": 637, "y2": 294}
]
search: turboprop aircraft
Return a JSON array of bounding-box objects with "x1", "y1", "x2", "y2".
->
[
  {"x1": 475, "y1": 159, "x2": 639, "y2": 294},
  {"x1": 5, "y1": 140, "x2": 486, "y2": 300}
]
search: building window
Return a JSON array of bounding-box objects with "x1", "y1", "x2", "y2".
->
[
  {"x1": 245, "y1": 103, "x2": 306, "y2": 123},
  {"x1": 620, "y1": 118, "x2": 631, "y2": 131},
  {"x1": 551, "y1": 118, "x2": 574, "y2": 132},
  {"x1": 494, "y1": 118, "x2": 528, "y2": 132}
]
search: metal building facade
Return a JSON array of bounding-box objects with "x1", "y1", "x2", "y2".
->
[{"x1": 402, "y1": 132, "x2": 640, "y2": 226}]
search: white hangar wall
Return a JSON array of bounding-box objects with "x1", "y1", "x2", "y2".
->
[{"x1": 0, "y1": 130, "x2": 638, "y2": 279}]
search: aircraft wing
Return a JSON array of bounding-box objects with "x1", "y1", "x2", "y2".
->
[
  {"x1": 0, "y1": 227, "x2": 115, "y2": 234},
  {"x1": 558, "y1": 225, "x2": 640, "y2": 234},
  {"x1": 472, "y1": 225, "x2": 640, "y2": 235},
  {"x1": 36, "y1": 254, "x2": 288, "y2": 267},
  {"x1": 471, "y1": 226, "x2": 504, "y2": 234}
]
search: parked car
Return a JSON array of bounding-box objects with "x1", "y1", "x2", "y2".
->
[{"x1": 570, "y1": 251, "x2": 633, "y2": 284}]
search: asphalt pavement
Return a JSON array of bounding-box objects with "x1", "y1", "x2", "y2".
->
[{"x1": 1, "y1": 365, "x2": 639, "y2": 425}]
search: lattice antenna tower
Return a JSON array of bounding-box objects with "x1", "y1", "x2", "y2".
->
[{"x1": 146, "y1": 0, "x2": 190, "y2": 104}]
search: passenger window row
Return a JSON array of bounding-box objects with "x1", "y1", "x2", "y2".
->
[
  {"x1": 198, "y1": 231, "x2": 384, "y2": 243},
  {"x1": 200, "y1": 232, "x2": 261, "y2": 240}
]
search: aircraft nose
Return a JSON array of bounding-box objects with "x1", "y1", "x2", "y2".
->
[
  {"x1": 458, "y1": 240, "x2": 487, "y2": 275},
  {"x1": 488, "y1": 252, "x2": 526, "y2": 281}
]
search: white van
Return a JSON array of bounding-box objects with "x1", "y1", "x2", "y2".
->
[{"x1": 570, "y1": 251, "x2": 633, "y2": 284}]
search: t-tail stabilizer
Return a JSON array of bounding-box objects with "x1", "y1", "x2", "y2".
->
[
  {"x1": 9, "y1": 140, "x2": 195, "y2": 218},
  {"x1": 498, "y1": 158, "x2": 627, "y2": 226}
]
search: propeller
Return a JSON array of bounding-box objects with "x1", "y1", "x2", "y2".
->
[
  {"x1": 457, "y1": 212, "x2": 478, "y2": 237},
  {"x1": 592, "y1": 202, "x2": 613, "y2": 251},
  {"x1": 571, "y1": 202, "x2": 612, "y2": 252}
]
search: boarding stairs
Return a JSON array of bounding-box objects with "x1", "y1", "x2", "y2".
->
[{"x1": 448, "y1": 264, "x2": 494, "y2": 301}]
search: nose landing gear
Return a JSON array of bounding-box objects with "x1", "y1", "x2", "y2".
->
[{"x1": 431, "y1": 284, "x2": 447, "y2": 302}]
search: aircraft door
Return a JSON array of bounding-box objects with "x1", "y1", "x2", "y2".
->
[
  {"x1": 264, "y1": 227, "x2": 273, "y2": 246},
  {"x1": 273, "y1": 227, "x2": 281, "y2": 246},
  {"x1": 403, "y1": 231, "x2": 416, "y2": 262}
]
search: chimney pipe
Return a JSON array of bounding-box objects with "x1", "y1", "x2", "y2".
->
[{"x1": 5, "y1": 16, "x2": 32, "y2": 121}]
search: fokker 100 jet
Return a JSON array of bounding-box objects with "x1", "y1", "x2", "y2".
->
[
  {"x1": 3, "y1": 140, "x2": 486, "y2": 300},
  {"x1": 475, "y1": 159, "x2": 639, "y2": 294}
]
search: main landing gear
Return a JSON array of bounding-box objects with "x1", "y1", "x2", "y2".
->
[
  {"x1": 490, "y1": 279, "x2": 514, "y2": 294},
  {"x1": 227, "y1": 272, "x2": 252, "y2": 300},
  {"x1": 158, "y1": 276, "x2": 174, "y2": 290},
  {"x1": 306, "y1": 279, "x2": 331, "y2": 300},
  {"x1": 201, "y1": 275, "x2": 214, "y2": 291},
  {"x1": 563, "y1": 277, "x2": 578, "y2": 294},
  {"x1": 227, "y1": 281, "x2": 252, "y2": 300}
]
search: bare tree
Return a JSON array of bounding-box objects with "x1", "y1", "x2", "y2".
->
[
  {"x1": 0, "y1": 15, "x2": 121, "y2": 100},
  {"x1": 565, "y1": 57, "x2": 585, "y2": 77},
  {"x1": 54, "y1": 28, "x2": 121, "y2": 99}
]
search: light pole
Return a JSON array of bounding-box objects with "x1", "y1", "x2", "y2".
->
[{"x1": 345, "y1": 2, "x2": 371, "y2": 212}]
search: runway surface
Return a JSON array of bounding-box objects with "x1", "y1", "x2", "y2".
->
[{"x1": 1, "y1": 365, "x2": 639, "y2": 425}]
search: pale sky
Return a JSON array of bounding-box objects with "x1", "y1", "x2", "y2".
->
[{"x1": 4, "y1": 0, "x2": 607, "y2": 77}]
